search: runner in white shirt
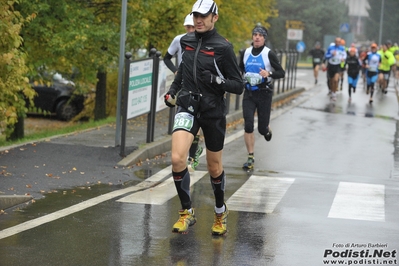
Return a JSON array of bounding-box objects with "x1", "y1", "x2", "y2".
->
[
  {"x1": 164, "y1": 14, "x2": 195, "y2": 74},
  {"x1": 322, "y1": 37, "x2": 347, "y2": 101}
]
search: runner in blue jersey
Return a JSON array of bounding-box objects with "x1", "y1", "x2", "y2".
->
[
  {"x1": 363, "y1": 43, "x2": 381, "y2": 104},
  {"x1": 239, "y1": 25, "x2": 285, "y2": 170},
  {"x1": 322, "y1": 37, "x2": 347, "y2": 101}
]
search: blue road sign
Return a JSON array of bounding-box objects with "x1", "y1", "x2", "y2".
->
[
  {"x1": 296, "y1": 41, "x2": 306, "y2": 53},
  {"x1": 340, "y1": 23, "x2": 350, "y2": 33}
]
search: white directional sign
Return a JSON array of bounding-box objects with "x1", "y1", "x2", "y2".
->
[{"x1": 127, "y1": 59, "x2": 153, "y2": 119}]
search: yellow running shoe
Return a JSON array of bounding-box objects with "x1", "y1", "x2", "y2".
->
[
  {"x1": 211, "y1": 205, "x2": 229, "y2": 235},
  {"x1": 172, "y1": 209, "x2": 196, "y2": 233}
]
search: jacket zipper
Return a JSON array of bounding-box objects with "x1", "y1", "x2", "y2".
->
[
  {"x1": 193, "y1": 37, "x2": 202, "y2": 91},
  {"x1": 193, "y1": 37, "x2": 202, "y2": 118}
]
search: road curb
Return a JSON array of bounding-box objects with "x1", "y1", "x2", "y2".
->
[{"x1": 0, "y1": 195, "x2": 32, "y2": 211}]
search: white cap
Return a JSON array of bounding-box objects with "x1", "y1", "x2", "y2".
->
[
  {"x1": 183, "y1": 14, "x2": 194, "y2": 26},
  {"x1": 191, "y1": 0, "x2": 218, "y2": 15}
]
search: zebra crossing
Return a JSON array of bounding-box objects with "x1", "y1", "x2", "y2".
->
[
  {"x1": 328, "y1": 182, "x2": 385, "y2": 222},
  {"x1": 117, "y1": 172, "x2": 390, "y2": 223},
  {"x1": 117, "y1": 170, "x2": 208, "y2": 205},
  {"x1": 226, "y1": 176, "x2": 295, "y2": 214}
]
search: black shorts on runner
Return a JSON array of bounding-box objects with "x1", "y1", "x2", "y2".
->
[
  {"x1": 327, "y1": 64, "x2": 341, "y2": 79},
  {"x1": 173, "y1": 106, "x2": 226, "y2": 152}
]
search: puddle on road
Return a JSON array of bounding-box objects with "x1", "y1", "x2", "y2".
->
[
  {"x1": 0, "y1": 183, "x2": 133, "y2": 231},
  {"x1": 0, "y1": 154, "x2": 174, "y2": 230},
  {"x1": 134, "y1": 163, "x2": 170, "y2": 180}
]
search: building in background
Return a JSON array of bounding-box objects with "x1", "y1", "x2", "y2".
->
[{"x1": 341, "y1": 0, "x2": 370, "y2": 41}]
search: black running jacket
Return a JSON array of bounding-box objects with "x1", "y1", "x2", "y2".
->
[{"x1": 169, "y1": 28, "x2": 243, "y2": 118}]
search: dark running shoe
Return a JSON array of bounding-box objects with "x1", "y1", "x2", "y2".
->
[{"x1": 264, "y1": 127, "x2": 272, "y2": 141}]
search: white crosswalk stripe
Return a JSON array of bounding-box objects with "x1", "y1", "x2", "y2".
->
[
  {"x1": 226, "y1": 175, "x2": 295, "y2": 213},
  {"x1": 328, "y1": 182, "x2": 385, "y2": 222},
  {"x1": 117, "y1": 171, "x2": 208, "y2": 205}
]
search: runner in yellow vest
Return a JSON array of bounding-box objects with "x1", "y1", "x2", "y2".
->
[
  {"x1": 339, "y1": 39, "x2": 347, "y2": 90},
  {"x1": 377, "y1": 42, "x2": 396, "y2": 93}
]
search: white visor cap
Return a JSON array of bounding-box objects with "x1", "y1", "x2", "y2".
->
[
  {"x1": 191, "y1": 0, "x2": 218, "y2": 15},
  {"x1": 183, "y1": 14, "x2": 194, "y2": 26}
]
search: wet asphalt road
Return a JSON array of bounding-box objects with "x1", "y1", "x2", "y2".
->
[{"x1": 1, "y1": 71, "x2": 399, "y2": 265}]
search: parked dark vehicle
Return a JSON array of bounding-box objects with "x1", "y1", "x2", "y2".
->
[{"x1": 28, "y1": 73, "x2": 85, "y2": 121}]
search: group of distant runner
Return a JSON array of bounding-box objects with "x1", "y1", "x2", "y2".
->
[{"x1": 308, "y1": 38, "x2": 398, "y2": 104}]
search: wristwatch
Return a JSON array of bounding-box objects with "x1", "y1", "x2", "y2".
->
[
  {"x1": 269, "y1": 71, "x2": 273, "y2": 77},
  {"x1": 216, "y1": 76, "x2": 223, "y2": 84}
]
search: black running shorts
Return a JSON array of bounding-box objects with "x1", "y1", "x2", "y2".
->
[
  {"x1": 327, "y1": 64, "x2": 341, "y2": 79},
  {"x1": 173, "y1": 106, "x2": 226, "y2": 152}
]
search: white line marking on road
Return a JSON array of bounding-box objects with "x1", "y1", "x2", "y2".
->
[
  {"x1": 0, "y1": 166, "x2": 176, "y2": 240},
  {"x1": 328, "y1": 182, "x2": 385, "y2": 222},
  {"x1": 0, "y1": 185, "x2": 142, "y2": 240},
  {"x1": 117, "y1": 171, "x2": 208, "y2": 205},
  {"x1": 227, "y1": 176, "x2": 295, "y2": 213}
]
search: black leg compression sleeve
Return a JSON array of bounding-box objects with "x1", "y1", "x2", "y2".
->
[
  {"x1": 173, "y1": 168, "x2": 191, "y2": 209},
  {"x1": 211, "y1": 171, "x2": 226, "y2": 208}
]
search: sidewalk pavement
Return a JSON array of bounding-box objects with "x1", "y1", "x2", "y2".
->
[{"x1": 0, "y1": 69, "x2": 315, "y2": 210}]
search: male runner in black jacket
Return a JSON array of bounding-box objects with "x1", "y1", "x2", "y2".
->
[{"x1": 164, "y1": 0, "x2": 243, "y2": 235}]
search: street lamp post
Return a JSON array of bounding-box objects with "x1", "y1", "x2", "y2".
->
[
  {"x1": 115, "y1": 0, "x2": 127, "y2": 146},
  {"x1": 378, "y1": 0, "x2": 384, "y2": 45}
]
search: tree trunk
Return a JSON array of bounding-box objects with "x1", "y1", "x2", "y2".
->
[
  {"x1": 7, "y1": 115, "x2": 24, "y2": 141},
  {"x1": 94, "y1": 70, "x2": 107, "y2": 120}
]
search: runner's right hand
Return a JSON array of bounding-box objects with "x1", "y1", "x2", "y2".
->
[{"x1": 164, "y1": 92, "x2": 176, "y2": 107}]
